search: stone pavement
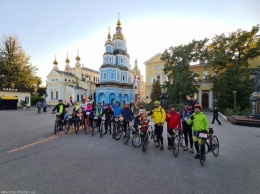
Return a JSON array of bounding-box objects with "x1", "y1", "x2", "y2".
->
[{"x1": 0, "y1": 108, "x2": 259, "y2": 194}]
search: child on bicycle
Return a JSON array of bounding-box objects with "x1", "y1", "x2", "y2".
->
[
  {"x1": 165, "y1": 105, "x2": 181, "y2": 149},
  {"x1": 140, "y1": 115, "x2": 149, "y2": 139},
  {"x1": 187, "y1": 104, "x2": 209, "y2": 159},
  {"x1": 85, "y1": 101, "x2": 94, "y2": 129}
]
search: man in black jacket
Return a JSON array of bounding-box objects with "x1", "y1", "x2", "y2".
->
[
  {"x1": 211, "y1": 106, "x2": 221, "y2": 125},
  {"x1": 52, "y1": 99, "x2": 70, "y2": 130},
  {"x1": 121, "y1": 102, "x2": 133, "y2": 133}
]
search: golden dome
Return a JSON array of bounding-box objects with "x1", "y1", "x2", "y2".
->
[
  {"x1": 112, "y1": 33, "x2": 126, "y2": 41},
  {"x1": 53, "y1": 59, "x2": 58, "y2": 65},
  {"x1": 117, "y1": 19, "x2": 121, "y2": 27},
  {"x1": 65, "y1": 58, "x2": 70, "y2": 63},
  {"x1": 105, "y1": 39, "x2": 114, "y2": 46},
  {"x1": 76, "y1": 55, "x2": 80, "y2": 61}
]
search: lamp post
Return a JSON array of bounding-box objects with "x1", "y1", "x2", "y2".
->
[
  {"x1": 179, "y1": 92, "x2": 182, "y2": 103},
  {"x1": 233, "y1": 91, "x2": 237, "y2": 112}
]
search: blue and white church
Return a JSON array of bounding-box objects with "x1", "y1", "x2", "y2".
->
[{"x1": 95, "y1": 19, "x2": 135, "y2": 105}]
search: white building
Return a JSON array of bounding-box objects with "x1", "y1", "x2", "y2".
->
[{"x1": 46, "y1": 54, "x2": 99, "y2": 105}]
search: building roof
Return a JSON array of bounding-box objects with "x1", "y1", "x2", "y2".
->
[
  {"x1": 55, "y1": 70, "x2": 76, "y2": 77},
  {"x1": 66, "y1": 84, "x2": 86, "y2": 90},
  {"x1": 100, "y1": 64, "x2": 128, "y2": 71},
  {"x1": 144, "y1": 53, "x2": 162, "y2": 64},
  {"x1": 82, "y1": 67, "x2": 99, "y2": 74}
]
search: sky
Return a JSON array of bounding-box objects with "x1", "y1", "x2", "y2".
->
[{"x1": 1, "y1": 0, "x2": 259, "y2": 85}]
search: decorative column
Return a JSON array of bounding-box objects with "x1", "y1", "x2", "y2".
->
[
  {"x1": 209, "y1": 90, "x2": 213, "y2": 109},
  {"x1": 198, "y1": 90, "x2": 202, "y2": 104}
]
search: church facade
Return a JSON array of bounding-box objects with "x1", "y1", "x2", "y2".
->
[
  {"x1": 46, "y1": 54, "x2": 99, "y2": 105},
  {"x1": 95, "y1": 19, "x2": 136, "y2": 105}
]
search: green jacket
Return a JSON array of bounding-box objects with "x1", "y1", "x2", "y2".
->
[{"x1": 187, "y1": 112, "x2": 209, "y2": 132}]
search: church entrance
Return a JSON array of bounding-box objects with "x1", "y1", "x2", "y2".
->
[{"x1": 202, "y1": 93, "x2": 209, "y2": 108}]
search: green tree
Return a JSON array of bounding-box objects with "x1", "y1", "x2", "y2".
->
[
  {"x1": 0, "y1": 35, "x2": 41, "y2": 89},
  {"x1": 207, "y1": 25, "x2": 260, "y2": 111},
  {"x1": 161, "y1": 39, "x2": 207, "y2": 104},
  {"x1": 150, "y1": 79, "x2": 161, "y2": 103},
  {"x1": 37, "y1": 87, "x2": 46, "y2": 97}
]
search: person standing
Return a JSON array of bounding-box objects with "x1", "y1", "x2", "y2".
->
[
  {"x1": 165, "y1": 106, "x2": 181, "y2": 149},
  {"x1": 180, "y1": 103, "x2": 194, "y2": 153},
  {"x1": 211, "y1": 106, "x2": 221, "y2": 125},
  {"x1": 121, "y1": 102, "x2": 134, "y2": 134},
  {"x1": 150, "y1": 101, "x2": 166, "y2": 150},
  {"x1": 134, "y1": 100, "x2": 147, "y2": 120},
  {"x1": 102, "y1": 104, "x2": 114, "y2": 135},
  {"x1": 187, "y1": 104, "x2": 209, "y2": 159},
  {"x1": 36, "y1": 101, "x2": 43, "y2": 114},
  {"x1": 42, "y1": 101, "x2": 48, "y2": 113}
]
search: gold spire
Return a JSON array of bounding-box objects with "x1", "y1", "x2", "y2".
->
[
  {"x1": 117, "y1": 12, "x2": 121, "y2": 27},
  {"x1": 107, "y1": 26, "x2": 111, "y2": 40},
  {"x1": 135, "y1": 58, "x2": 137, "y2": 65},
  {"x1": 65, "y1": 52, "x2": 70, "y2": 63},
  {"x1": 76, "y1": 49, "x2": 80, "y2": 60},
  {"x1": 53, "y1": 54, "x2": 58, "y2": 65}
]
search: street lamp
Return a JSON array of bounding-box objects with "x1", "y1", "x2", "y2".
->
[
  {"x1": 179, "y1": 92, "x2": 182, "y2": 103},
  {"x1": 233, "y1": 91, "x2": 237, "y2": 112}
]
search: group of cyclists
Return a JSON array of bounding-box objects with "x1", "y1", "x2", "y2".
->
[{"x1": 51, "y1": 95, "x2": 209, "y2": 159}]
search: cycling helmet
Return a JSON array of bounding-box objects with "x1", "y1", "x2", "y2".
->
[
  {"x1": 139, "y1": 101, "x2": 145, "y2": 105},
  {"x1": 125, "y1": 102, "x2": 130, "y2": 105},
  {"x1": 194, "y1": 104, "x2": 202, "y2": 109},
  {"x1": 154, "y1": 101, "x2": 160, "y2": 105}
]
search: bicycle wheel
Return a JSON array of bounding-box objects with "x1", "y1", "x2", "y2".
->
[
  {"x1": 54, "y1": 120, "x2": 58, "y2": 135},
  {"x1": 123, "y1": 130, "x2": 130, "y2": 144},
  {"x1": 179, "y1": 133, "x2": 184, "y2": 147},
  {"x1": 153, "y1": 131, "x2": 157, "y2": 143},
  {"x1": 142, "y1": 134, "x2": 149, "y2": 152},
  {"x1": 64, "y1": 119, "x2": 70, "y2": 134},
  {"x1": 172, "y1": 135, "x2": 180, "y2": 157},
  {"x1": 75, "y1": 119, "x2": 80, "y2": 134},
  {"x1": 200, "y1": 141, "x2": 206, "y2": 166},
  {"x1": 132, "y1": 133, "x2": 142, "y2": 147},
  {"x1": 92, "y1": 121, "x2": 97, "y2": 135},
  {"x1": 100, "y1": 123, "x2": 103, "y2": 138},
  {"x1": 211, "y1": 135, "x2": 219, "y2": 156},
  {"x1": 114, "y1": 125, "x2": 123, "y2": 140}
]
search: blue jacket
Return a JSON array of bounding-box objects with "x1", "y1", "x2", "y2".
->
[{"x1": 112, "y1": 104, "x2": 123, "y2": 117}]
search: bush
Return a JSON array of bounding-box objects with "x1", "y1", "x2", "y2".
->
[
  {"x1": 31, "y1": 94, "x2": 44, "y2": 106},
  {"x1": 223, "y1": 107, "x2": 250, "y2": 116},
  {"x1": 20, "y1": 100, "x2": 28, "y2": 107}
]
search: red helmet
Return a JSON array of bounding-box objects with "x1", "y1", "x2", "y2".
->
[{"x1": 194, "y1": 104, "x2": 202, "y2": 109}]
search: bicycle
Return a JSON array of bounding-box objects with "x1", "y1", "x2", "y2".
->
[
  {"x1": 171, "y1": 128, "x2": 184, "y2": 157},
  {"x1": 53, "y1": 113, "x2": 63, "y2": 135},
  {"x1": 72, "y1": 113, "x2": 81, "y2": 134},
  {"x1": 92, "y1": 115, "x2": 101, "y2": 135},
  {"x1": 63, "y1": 113, "x2": 72, "y2": 134},
  {"x1": 123, "y1": 120, "x2": 133, "y2": 145},
  {"x1": 99, "y1": 116, "x2": 106, "y2": 138},
  {"x1": 142, "y1": 121, "x2": 153, "y2": 152},
  {"x1": 132, "y1": 125, "x2": 143, "y2": 147},
  {"x1": 84, "y1": 112, "x2": 92, "y2": 135},
  {"x1": 149, "y1": 122, "x2": 157, "y2": 143},
  {"x1": 197, "y1": 127, "x2": 219, "y2": 166},
  {"x1": 113, "y1": 116, "x2": 124, "y2": 140}
]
